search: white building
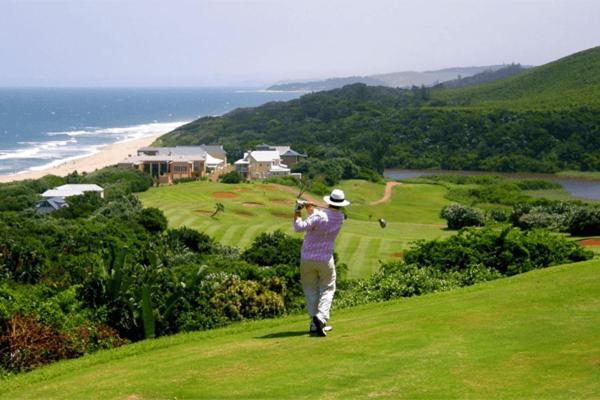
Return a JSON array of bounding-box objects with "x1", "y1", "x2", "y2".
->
[{"x1": 41, "y1": 184, "x2": 105, "y2": 199}]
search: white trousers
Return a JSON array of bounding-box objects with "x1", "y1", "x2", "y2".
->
[{"x1": 300, "y1": 257, "x2": 336, "y2": 322}]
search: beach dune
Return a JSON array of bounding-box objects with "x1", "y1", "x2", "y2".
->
[{"x1": 0, "y1": 133, "x2": 162, "y2": 183}]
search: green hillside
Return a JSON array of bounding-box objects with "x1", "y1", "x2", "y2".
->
[
  {"x1": 2, "y1": 259, "x2": 598, "y2": 399},
  {"x1": 435, "y1": 46, "x2": 600, "y2": 109},
  {"x1": 155, "y1": 47, "x2": 600, "y2": 174}
]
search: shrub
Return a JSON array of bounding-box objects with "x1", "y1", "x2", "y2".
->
[
  {"x1": 82, "y1": 167, "x2": 153, "y2": 194},
  {"x1": 220, "y1": 171, "x2": 242, "y2": 184},
  {"x1": 486, "y1": 208, "x2": 509, "y2": 223},
  {"x1": 515, "y1": 179, "x2": 561, "y2": 191},
  {"x1": 517, "y1": 211, "x2": 557, "y2": 230},
  {"x1": 403, "y1": 226, "x2": 592, "y2": 276},
  {"x1": 137, "y1": 207, "x2": 168, "y2": 233},
  {"x1": 166, "y1": 227, "x2": 214, "y2": 254},
  {"x1": 567, "y1": 206, "x2": 600, "y2": 236},
  {"x1": 441, "y1": 204, "x2": 485, "y2": 229},
  {"x1": 242, "y1": 230, "x2": 302, "y2": 267},
  {"x1": 209, "y1": 275, "x2": 285, "y2": 320},
  {"x1": 335, "y1": 262, "x2": 502, "y2": 308}
]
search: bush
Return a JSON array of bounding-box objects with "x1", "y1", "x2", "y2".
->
[
  {"x1": 137, "y1": 208, "x2": 168, "y2": 233},
  {"x1": 0, "y1": 284, "x2": 127, "y2": 373},
  {"x1": 403, "y1": 226, "x2": 592, "y2": 276},
  {"x1": 242, "y1": 230, "x2": 302, "y2": 267},
  {"x1": 515, "y1": 179, "x2": 561, "y2": 191},
  {"x1": 486, "y1": 208, "x2": 509, "y2": 223},
  {"x1": 209, "y1": 275, "x2": 285, "y2": 320},
  {"x1": 567, "y1": 206, "x2": 600, "y2": 236},
  {"x1": 335, "y1": 262, "x2": 502, "y2": 308},
  {"x1": 82, "y1": 167, "x2": 153, "y2": 194},
  {"x1": 441, "y1": 204, "x2": 485, "y2": 229},
  {"x1": 166, "y1": 227, "x2": 214, "y2": 254},
  {"x1": 220, "y1": 171, "x2": 242, "y2": 184}
]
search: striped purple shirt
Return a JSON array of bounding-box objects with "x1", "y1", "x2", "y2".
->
[{"x1": 293, "y1": 208, "x2": 345, "y2": 262}]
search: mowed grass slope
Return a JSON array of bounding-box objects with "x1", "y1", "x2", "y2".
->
[
  {"x1": 137, "y1": 180, "x2": 453, "y2": 278},
  {"x1": 2, "y1": 259, "x2": 599, "y2": 399}
]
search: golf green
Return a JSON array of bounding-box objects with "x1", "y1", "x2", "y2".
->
[{"x1": 137, "y1": 180, "x2": 453, "y2": 278}]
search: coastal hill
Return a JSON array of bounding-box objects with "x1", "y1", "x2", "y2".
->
[
  {"x1": 267, "y1": 65, "x2": 510, "y2": 91},
  {"x1": 436, "y1": 45, "x2": 600, "y2": 109},
  {"x1": 2, "y1": 259, "x2": 598, "y2": 398},
  {"x1": 155, "y1": 46, "x2": 600, "y2": 174}
]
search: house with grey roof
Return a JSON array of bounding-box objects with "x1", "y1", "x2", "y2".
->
[
  {"x1": 118, "y1": 145, "x2": 226, "y2": 184},
  {"x1": 36, "y1": 184, "x2": 104, "y2": 214},
  {"x1": 234, "y1": 144, "x2": 305, "y2": 180}
]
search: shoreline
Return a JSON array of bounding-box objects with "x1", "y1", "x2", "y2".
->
[{"x1": 0, "y1": 133, "x2": 162, "y2": 183}]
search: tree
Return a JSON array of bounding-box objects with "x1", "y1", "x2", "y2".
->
[{"x1": 211, "y1": 202, "x2": 225, "y2": 218}]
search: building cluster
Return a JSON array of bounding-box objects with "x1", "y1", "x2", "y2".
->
[
  {"x1": 118, "y1": 143, "x2": 306, "y2": 182},
  {"x1": 36, "y1": 143, "x2": 305, "y2": 214}
]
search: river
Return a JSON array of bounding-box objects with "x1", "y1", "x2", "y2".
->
[{"x1": 384, "y1": 169, "x2": 600, "y2": 201}]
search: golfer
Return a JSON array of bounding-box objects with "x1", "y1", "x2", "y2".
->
[{"x1": 293, "y1": 188, "x2": 350, "y2": 336}]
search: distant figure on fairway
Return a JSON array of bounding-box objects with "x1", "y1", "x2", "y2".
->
[{"x1": 293, "y1": 189, "x2": 350, "y2": 336}]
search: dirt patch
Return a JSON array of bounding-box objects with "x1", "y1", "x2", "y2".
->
[
  {"x1": 271, "y1": 210, "x2": 290, "y2": 219},
  {"x1": 580, "y1": 239, "x2": 600, "y2": 247},
  {"x1": 270, "y1": 199, "x2": 294, "y2": 205},
  {"x1": 257, "y1": 184, "x2": 277, "y2": 191},
  {"x1": 391, "y1": 252, "x2": 404, "y2": 258},
  {"x1": 212, "y1": 192, "x2": 238, "y2": 199},
  {"x1": 196, "y1": 209, "x2": 213, "y2": 216},
  {"x1": 234, "y1": 209, "x2": 254, "y2": 217},
  {"x1": 235, "y1": 188, "x2": 251, "y2": 193},
  {"x1": 243, "y1": 201, "x2": 265, "y2": 208}
]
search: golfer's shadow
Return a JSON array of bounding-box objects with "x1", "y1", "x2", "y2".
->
[{"x1": 256, "y1": 330, "x2": 308, "y2": 339}]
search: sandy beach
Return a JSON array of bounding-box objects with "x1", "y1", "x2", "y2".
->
[{"x1": 0, "y1": 133, "x2": 162, "y2": 183}]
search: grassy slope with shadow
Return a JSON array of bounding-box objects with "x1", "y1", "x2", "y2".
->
[{"x1": 2, "y1": 258, "x2": 598, "y2": 399}]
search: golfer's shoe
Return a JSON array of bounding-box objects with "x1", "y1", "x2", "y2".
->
[
  {"x1": 310, "y1": 324, "x2": 333, "y2": 334},
  {"x1": 312, "y1": 316, "x2": 328, "y2": 337}
]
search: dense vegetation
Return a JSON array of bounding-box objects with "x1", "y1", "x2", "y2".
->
[
  {"x1": 424, "y1": 175, "x2": 600, "y2": 235},
  {"x1": 156, "y1": 47, "x2": 600, "y2": 174},
  {"x1": 1, "y1": 170, "x2": 594, "y2": 376}
]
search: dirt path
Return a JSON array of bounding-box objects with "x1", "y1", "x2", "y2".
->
[{"x1": 370, "y1": 181, "x2": 402, "y2": 205}]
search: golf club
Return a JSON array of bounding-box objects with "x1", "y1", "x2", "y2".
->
[{"x1": 294, "y1": 178, "x2": 386, "y2": 229}]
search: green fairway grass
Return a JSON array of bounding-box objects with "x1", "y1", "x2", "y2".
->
[
  {"x1": 2, "y1": 259, "x2": 598, "y2": 399},
  {"x1": 137, "y1": 180, "x2": 453, "y2": 278}
]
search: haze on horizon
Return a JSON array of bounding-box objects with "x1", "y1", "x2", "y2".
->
[{"x1": 0, "y1": 0, "x2": 598, "y2": 87}]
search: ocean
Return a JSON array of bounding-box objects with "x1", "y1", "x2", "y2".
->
[{"x1": 0, "y1": 88, "x2": 300, "y2": 176}]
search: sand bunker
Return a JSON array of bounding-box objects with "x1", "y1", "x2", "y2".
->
[
  {"x1": 234, "y1": 209, "x2": 254, "y2": 217},
  {"x1": 212, "y1": 192, "x2": 238, "y2": 199},
  {"x1": 271, "y1": 210, "x2": 289, "y2": 219},
  {"x1": 391, "y1": 252, "x2": 404, "y2": 258},
  {"x1": 257, "y1": 184, "x2": 277, "y2": 191},
  {"x1": 242, "y1": 202, "x2": 265, "y2": 208},
  {"x1": 235, "y1": 188, "x2": 251, "y2": 193},
  {"x1": 580, "y1": 239, "x2": 600, "y2": 247},
  {"x1": 270, "y1": 199, "x2": 293, "y2": 205},
  {"x1": 196, "y1": 209, "x2": 213, "y2": 216}
]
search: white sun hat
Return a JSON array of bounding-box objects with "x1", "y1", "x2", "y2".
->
[{"x1": 323, "y1": 188, "x2": 351, "y2": 207}]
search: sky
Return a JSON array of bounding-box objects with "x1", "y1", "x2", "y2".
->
[{"x1": 0, "y1": 0, "x2": 599, "y2": 87}]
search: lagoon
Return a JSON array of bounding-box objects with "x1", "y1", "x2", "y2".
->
[{"x1": 384, "y1": 169, "x2": 600, "y2": 201}]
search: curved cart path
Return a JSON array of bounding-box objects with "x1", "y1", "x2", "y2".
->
[{"x1": 370, "y1": 181, "x2": 403, "y2": 205}]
